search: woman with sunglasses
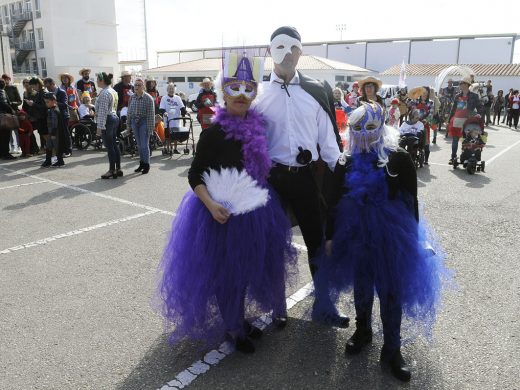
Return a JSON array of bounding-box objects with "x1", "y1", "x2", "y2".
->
[{"x1": 158, "y1": 53, "x2": 297, "y2": 354}]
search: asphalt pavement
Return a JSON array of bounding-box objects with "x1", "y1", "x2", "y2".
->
[{"x1": 1, "y1": 121, "x2": 519, "y2": 390}]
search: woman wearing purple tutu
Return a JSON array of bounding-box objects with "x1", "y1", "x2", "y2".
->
[
  {"x1": 158, "y1": 53, "x2": 296, "y2": 354},
  {"x1": 318, "y1": 101, "x2": 451, "y2": 381}
]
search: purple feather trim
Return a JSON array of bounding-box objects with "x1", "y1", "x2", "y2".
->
[{"x1": 213, "y1": 107, "x2": 271, "y2": 185}]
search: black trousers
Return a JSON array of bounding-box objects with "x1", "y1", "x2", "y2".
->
[{"x1": 268, "y1": 165, "x2": 324, "y2": 270}]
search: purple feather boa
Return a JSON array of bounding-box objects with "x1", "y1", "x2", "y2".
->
[{"x1": 213, "y1": 107, "x2": 271, "y2": 185}]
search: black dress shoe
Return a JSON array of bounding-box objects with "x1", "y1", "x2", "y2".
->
[
  {"x1": 3, "y1": 153, "x2": 17, "y2": 160},
  {"x1": 244, "y1": 321, "x2": 263, "y2": 339},
  {"x1": 272, "y1": 315, "x2": 288, "y2": 329},
  {"x1": 380, "y1": 348, "x2": 411, "y2": 382},
  {"x1": 134, "y1": 161, "x2": 143, "y2": 173},
  {"x1": 141, "y1": 163, "x2": 150, "y2": 174},
  {"x1": 235, "y1": 336, "x2": 255, "y2": 353},
  {"x1": 345, "y1": 327, "x2": 373, "y2": 355},
  {"x1": 311, "y1": 303, "x2": 350, "y2": 328},
  {"x1": 116, "y1": 169, "x2": 123, "y2": 177}
]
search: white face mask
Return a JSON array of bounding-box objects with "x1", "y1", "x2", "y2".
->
[{"x1": 270, "y1": 34, "x2": 302, "y2": 64}]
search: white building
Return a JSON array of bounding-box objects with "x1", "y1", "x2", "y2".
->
[
  {"x1": 143, "y1": 55, "x2": 373, "y2": 97},
  {"x1": 0, "y1": 0, "x2": 119, "y2": 79},
  {"x1": 379, "y1": 64, "x2": 520, "y2": 93}
]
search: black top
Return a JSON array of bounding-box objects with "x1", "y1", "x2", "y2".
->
[
  {"x1": 188, "y1": 123, "x2": 244, "y2": 189},
  {"x1": 326, "y1": 148, "x2": 418, "y2": 239}
]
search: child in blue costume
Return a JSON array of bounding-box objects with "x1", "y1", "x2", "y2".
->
[{"x1": 320, "y1": 102, "x2": 450, "y2": 382}]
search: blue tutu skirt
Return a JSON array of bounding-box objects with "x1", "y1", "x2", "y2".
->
[
  {"x1": 158, "y1": 189, "x2": 297, "y2": 346},
  {"x1": 316, "y1": 154, "x2": 451, "y2": 338}
]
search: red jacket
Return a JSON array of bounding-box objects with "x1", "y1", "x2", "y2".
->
[{"x1": 19, "y1": 118, "x2": 33, "y2": 133}]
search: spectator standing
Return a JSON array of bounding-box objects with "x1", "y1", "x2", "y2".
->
[
  {"x1": 508, "y1": 90, "x2": 520, "y2": 129},
  {"x1": 21, "y1": 78, "x2": 39, "y2": 154},
  {"x1": 113, "y1": 70, "x2": 134, "y2": 114},
  {"x1": 195, "y1": 77, "x2": 217, "y2": 129},
  {"x1": 502, "y1": 88, "x2": 513, "y2": 124},
  {"x1": 24, "y1": 78, "x2": 48, "y2": 153},
  {"x1": 95, "y1": 72, "x2": 121, "y2": 179},
  {"x1": 44, "y1": 78, "x2": 71, "y2": 156},
  {"x1": 42, "y1": 92, "x2": 67, "y2": 167},
  {"x1": 0, "y1": 79, "x2": 16, "y2": 159},
  {"x1": 159, "y1": 83, "x2": 186, "y2": 155},
  {"x1": 358, "y1": 76, "x2": 384, "y2": 108},
  {"x1": 145, "y1": 79, "x2": 160, "y2": 114},
  {"x1": 60, "y1": 73, "x2": 80, "y2": 122},
  {"x1": 492, "y1": 90, "x2": 504, "y2": 125},
  {"x1": 127, "y1": 78, "x2": 155, "y2": 174},
  {"x1": 76, "y1": 68, "x2": 97, "y2": 99},
  {"x1": 2, "y1": 74, "x2": 22, "y2": 112}
]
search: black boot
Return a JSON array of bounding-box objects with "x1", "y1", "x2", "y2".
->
[
  {"x1": 244, "y1": 321, "x2": 263, "y2": 340},
  {"x1": 134, "y1": 161, "x2": 143, "y2": 173},
  {"x1": 141, "y1": 163, "x2": 150, "y2": 174},
  {"x1": 345, "y1": 323, "x2": 372, "y2": 355},
  {"x1": 41, "y1": 150, "x2": 52, "y2": 167},
  {"x1": 380, "y1": 347, "x2": 411, "y2": 382}
]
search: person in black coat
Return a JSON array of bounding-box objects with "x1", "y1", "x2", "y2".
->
[
  {"x1": 24, "y1": 78, "x2": 48, "y2": 152},
  {"x1": 0, "y1": 79, "x2": 16, "y2": 159}
]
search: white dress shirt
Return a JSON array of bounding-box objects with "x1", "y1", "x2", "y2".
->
[{"x1": 254, "y1": 72, "x2": 340, "y2": 171}]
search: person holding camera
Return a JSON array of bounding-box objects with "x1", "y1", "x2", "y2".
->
[{"x1": 255, "y1": 26, "x2": 347, "y2": 328}]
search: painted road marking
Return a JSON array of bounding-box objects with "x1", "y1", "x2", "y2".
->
[
  {"x1": 0, "y1": 167, "x2": 175, "y2": 216},
  {"x1": 0, "y1": 211, "x2": 158, "y2": 255},
  {"x1": 0, "y1": 181, "x2": 47, "y2": 190},
  {"x1": 486, "y1": 139, "x2": 520, "y2": 165},
  {"x1": 156, "y1": 282, "x2": 314, "y2": 390}
]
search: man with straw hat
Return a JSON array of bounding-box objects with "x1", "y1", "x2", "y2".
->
[
  {"x1": 76, "y1": 68, "x2": 97, "y2": 99},
  {"x1": 60, "y1": 72, "x2": 80, "y2": 122}
]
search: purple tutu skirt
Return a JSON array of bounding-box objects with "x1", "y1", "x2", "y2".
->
[{"x1": 158, "y1": 189, "x2": 297, "y2": 346}]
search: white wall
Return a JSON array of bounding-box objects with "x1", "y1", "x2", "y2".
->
[
  {"x1": 43, "y1": 0, "x2": 119, "y2": 77},
  {"x1": 459, "y1": 37, "x2": 513, "y2": 64},
  {"x1": 366, "y1": 41, "x2": 409, "y2": 72},
  {"x1": 179, "y1": 51, "x2": 203, "y2": 63},
  {"x1": 328, "y1": 43, "x2": 366, "y2": 68},
  {"x1": 410, "y1": 39, "x2": 458, "y2": 64},
  {"x1": 302, "y1": 44, "x2": 327, "y2": 57},
  {"x1": 115, "y1": 0, "x2": 147, "y2": 64}
]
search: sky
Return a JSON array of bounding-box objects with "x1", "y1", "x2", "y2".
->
[{"x1": 136, "y1": 0, "x2": 519, "y2": 68}]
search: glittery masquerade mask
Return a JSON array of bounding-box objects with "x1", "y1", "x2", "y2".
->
[
  {"x1": 222, "y1": 52, "x2": 263, "y2": 101},
  {"x1": 270, "y1": 34, "x2": 303, "y2": 64},
  {"x1": 348, "y1": 102, "x2": 385, "y2": 153}
]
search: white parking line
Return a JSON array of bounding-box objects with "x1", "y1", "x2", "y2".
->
[
  {"x1": 0, "y1": 181, "x2": 46, "y2": 190},
  {"x1": 157, "y1": 282, "x2": 314, "y2": 390},
  {"x1": 0, "y1": 210, "x2": 158, "y2": 255},
  {"x1": 0, "y1": 167, "x2": 175, "y2": 216},
  {"x1": 486, "y1": 139, "x2": 520, "y2": 166}
]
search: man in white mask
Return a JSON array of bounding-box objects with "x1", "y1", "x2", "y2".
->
[{"x1": 255, "y1": 26, "x2": 348, "y2": 329}]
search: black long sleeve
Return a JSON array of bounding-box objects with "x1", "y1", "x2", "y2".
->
[{"x1": 187, "y1": 124, "x2": 244, "y2": 190}]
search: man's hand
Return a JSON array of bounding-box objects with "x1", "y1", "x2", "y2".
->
[{"x1": 96, "y1": 128, "x2": 102, "y2": 137}]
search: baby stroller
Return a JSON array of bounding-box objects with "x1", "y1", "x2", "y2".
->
[
  {"x1": 399, "y1": 131, "x2": 425, "y2": 169},
  {"x1": 454, "y1": 116, "x2": 486, "y2": 174},
  {"x1": 163, "y1": 111, "x2": 195, "y2": 156}
]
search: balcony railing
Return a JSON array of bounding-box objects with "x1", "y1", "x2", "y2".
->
[
  {"x1": 11, "y1": 10, "x2": 32, "y2": 23},
  {"x1": 14, "y1": 38, "x2": 35, "y2": 51}
]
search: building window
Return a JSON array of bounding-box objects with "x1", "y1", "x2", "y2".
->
[
  {"x1": 24, "y1": 0, "x2": 32, "y2": 12},
  {"x1": 31, "y1": 58, "x2": 37, "y2": 73},
  {"x1": 34, "y1": 0, "x2": 40, "y2": 18},
  {"x1": 335, "y1": 75, "x2": 345, "y2": 81},
  {"x1": 3, "y1": 6, "x2": 9, "y2": 26},
  {"x1": 168, "y1": 77, "x2": 185, "y2": 83},
  {"x1": 24, "y1": 59, "x2": 29, "y2": 73},
  {"x1": 40, "y1": 57, "x2": 46, "y2": 77},
  {"x1": 37, "y1": 27, "x2": 43, "y2": 48},
  {"x1": 187, "y1": 76, "x2": 206, "y2": 83},
  {"x1": 28, "y1": 29, "x2": 34, "y2": 43},
  {"x1": 17, "y1": 1, "x2": 23, "y2": 14}
]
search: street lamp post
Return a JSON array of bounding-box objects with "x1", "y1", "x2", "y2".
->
[{"x1": 336, "y1": 24, "x2": 346, "y2": 41}]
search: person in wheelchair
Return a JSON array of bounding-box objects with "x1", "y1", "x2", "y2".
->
[
  {"x1": 460, "y1": 116, "x2": 486, "y2": 171},
  {"x1": 399, "y1": 109, "x2": 425, "y2": 165},
  {"x1": 78, "y1": 92, "x2": 95, "y2": 120}
]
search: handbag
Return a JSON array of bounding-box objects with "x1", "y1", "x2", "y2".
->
[{"x1": 0, "y1": 113, "x2": 19, "y2": 131}]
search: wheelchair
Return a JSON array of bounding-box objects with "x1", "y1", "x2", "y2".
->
[
  {"x1": 69, "y1": 116, "x2": 102, "y2": 150},
  {"x1": 399, "y1": 132, "x2": 425, "y2": 168}
]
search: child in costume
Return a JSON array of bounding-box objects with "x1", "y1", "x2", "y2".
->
[
  {"x1": 158, "y1": 53, "x2": 297, "y2": 354},
  {"x1": 319, "y1": 101, "x2": 450, "y2": 382},
  {"x1": 17, "y1": 110, "x2": 33, "y2": 157},
  {"x1": 387, "y1": 98, "x2": 400, "y2": 128}
]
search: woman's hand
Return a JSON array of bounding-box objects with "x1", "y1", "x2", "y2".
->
[{"x1": 207, "y1": 201, "x2": 230, "y2": 224}]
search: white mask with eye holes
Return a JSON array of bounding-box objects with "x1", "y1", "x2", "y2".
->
[{"x1": 270, "y1": 34, "x2": 303, "y2": 64}]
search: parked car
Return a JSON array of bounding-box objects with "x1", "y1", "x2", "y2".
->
[{"x1": 188, "y1": 93, "x2": 199, "y2": 112}]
